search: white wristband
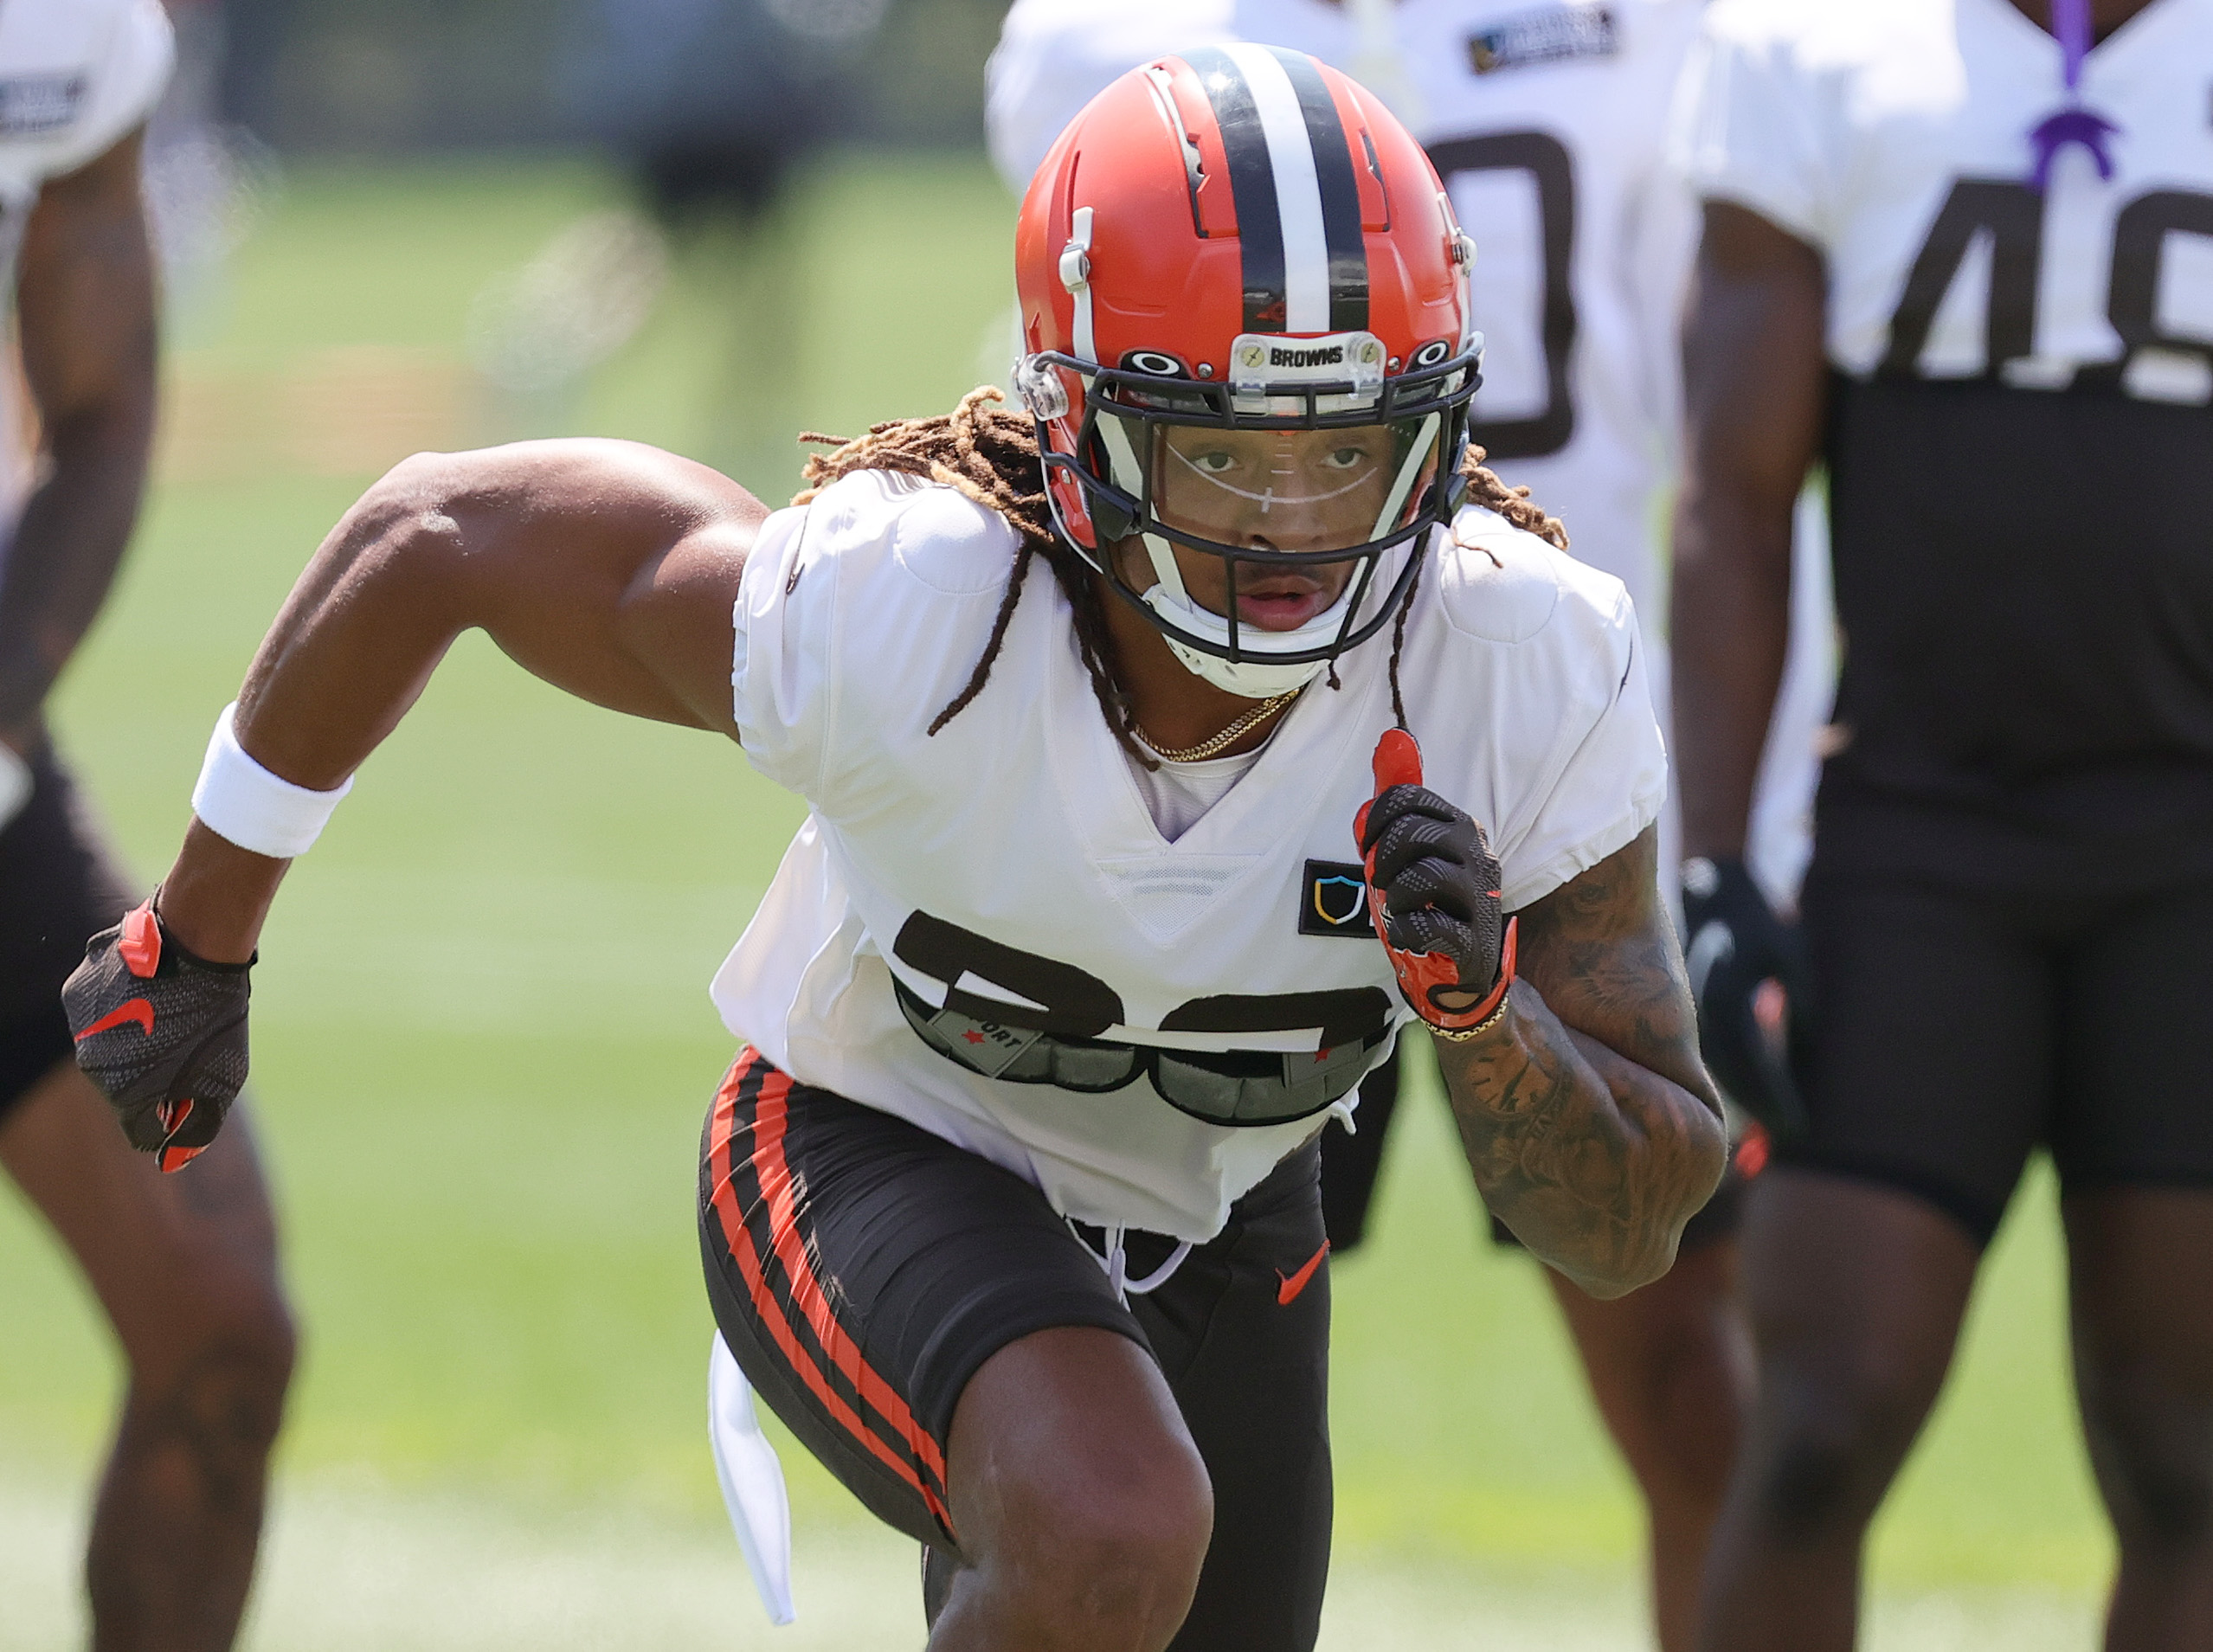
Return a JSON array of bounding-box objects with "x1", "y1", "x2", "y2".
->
[{"x1": 190, "y1": 703, "x2": 353, "y2": 859}]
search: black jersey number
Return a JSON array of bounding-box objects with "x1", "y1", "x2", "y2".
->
[
  {"x1": 1427, "y1": 131, "x2": 1578, "y2": 460},
  {"x1": 2085, "y1": 190, "x2": 2213, "y2": 391},
  {"x1": 891, "y1": 911, "x2": 1393, "y2": 1049},
  {"x1": 1881, "y1": 178, "x2": 2213, "y2": 392},
  {"x1": 893, "y1": 910, "x2": 1125, "y2": 1038}
]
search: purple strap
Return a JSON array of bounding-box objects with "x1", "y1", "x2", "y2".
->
[
  {"x1": 2028, "y1": 0, "x2": 2120, "y2": 189},
  {"x1": 2055, "y1": 0, "x2": 2091, "y2": 87}
]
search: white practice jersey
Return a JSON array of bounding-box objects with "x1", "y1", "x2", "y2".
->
[
  {"x1": 0, "y1": 0, "x2": 171, "y2": 517},
  {"x1": 0, "y1": 0, "x2": 170, "y2": 286},
  {"x1": 714, "y1": 472, "x2": 1666, "y2": 1240},
  {"x1": 1678, "y1": 0, "x2": 2213, "y2": 399}
]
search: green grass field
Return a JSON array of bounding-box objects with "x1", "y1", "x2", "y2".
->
[{"x1": 0, "y1": 154, "x2": 2113, "y2": 1648}]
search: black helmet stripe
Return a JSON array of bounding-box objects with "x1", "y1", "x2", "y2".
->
[
  {"x1": 1271, "y1": 47, "x2": 1370, "y2": 333},
  {"x1": 1180, "y1": 46, "x2": 1372, "y2": 336},
  {"x1": 1180, "y1": 46, "x2": 1288, "y2": 332}
]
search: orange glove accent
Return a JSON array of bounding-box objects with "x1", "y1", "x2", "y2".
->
[{"x1": 1356, "y1": 730, "x2": 1515, "y2": 1032}]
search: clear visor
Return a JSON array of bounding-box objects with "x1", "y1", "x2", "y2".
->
[{"x1": 1133, "y1": 415, "x2": 1442, "y2": 561}]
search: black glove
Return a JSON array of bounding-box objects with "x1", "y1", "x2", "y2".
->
[
  {"x1": 1356, "y1": 730, "x2": 1514, "y2": 1028},
  {"x1": 63, "y1": 900, "x2": 252, "y2": 1173},
  {"x1": 1680, "y1": 855, "x2": 1810, "y2": 1139}
]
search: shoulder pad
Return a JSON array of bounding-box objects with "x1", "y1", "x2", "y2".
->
[
  {"x1": 1430, "y1": 509, "x2": 1566, "y2": 644},
  {"x1": 891, "y1": 480, "x2": 1023, "y2": 597}
]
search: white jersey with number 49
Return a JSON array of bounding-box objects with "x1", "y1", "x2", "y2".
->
[
  {"x1": 711, "y1": 472, "x2": 1666, "y2": 1241},
  {"x1": 1678, "y1": 0, "x2": 2213, "y2": 399}
]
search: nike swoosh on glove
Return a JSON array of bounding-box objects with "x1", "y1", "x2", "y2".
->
[
  {"x1": 62, "y1": 901, "x2": 252, "y2": 1173},
  {"x1": 1679, "y1": 855, "x2": 1810, "y2": 1140},
  {"x1": 1355, "y1": 729, "x2": 1516, "y2": 1031}
]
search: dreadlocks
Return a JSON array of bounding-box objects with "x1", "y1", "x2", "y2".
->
[
  {"x1": 793, "y1": 389, "x2": 1568, "y2": 754},
  {"x1": 794, "y1": 387, "x2": 1154, "y2": 766},
  {"x1": 1457, "y1": 442, "x2": 1569, "y2": 553}
]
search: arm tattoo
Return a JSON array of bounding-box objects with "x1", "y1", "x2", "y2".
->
[{"x1": 1431, "y1": 826, "x2": 1727, "y2": 1296}]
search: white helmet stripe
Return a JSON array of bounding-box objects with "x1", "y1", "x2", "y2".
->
[{"x1": 1221, "y1": 42, "x2": 1332, "y2": 334}]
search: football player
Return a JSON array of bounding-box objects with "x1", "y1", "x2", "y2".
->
[
  {"x1": 0, "y1": 2, "x2": 295, "y2": 1649},
  {"x1": 1673, "y1": 0, "x2": 2213, "y2": 1645},
  {"x1": 63, "y1": 55, "x2": 1725, "y2": 1649},
  {"x1": 987, "y1": 7, "x2": 1829, "y2": 1646}
]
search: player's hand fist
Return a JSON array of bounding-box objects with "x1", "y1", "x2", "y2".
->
[
  {"x1": 1680, "y1": 855, "x2": 1810, "y2": 1139},
  {"x1": 62, "y1": 900, "x2": 252, "y2": 1173},
  {"x1": 1356, "y1": 730, "x2": 1515, "y2": 1029}
]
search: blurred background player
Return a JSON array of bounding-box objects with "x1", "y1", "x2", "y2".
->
[
  {"x1": 988, "y1": 5, "x2": 1836, "y2": 1646},
  {"x1": 561, "y1": 0, "x2": 878, "y2": 495},
  {"x1": 1673, "y1": 0, "x2": 2213, "y2": 1645},
  {"x1": 0, "y1": 0, "x2": 294, "y2": 1648}
]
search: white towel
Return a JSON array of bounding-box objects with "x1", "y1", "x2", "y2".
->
[{"x1": 709, "y1": 1334, "x2": 796, "y2": 1625}]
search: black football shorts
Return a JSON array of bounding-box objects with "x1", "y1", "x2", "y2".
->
[
  {"x1": 1319, "y1": 1042, "x2": 1750, "y2": 1257},
  {"x1": 1785, "y1": 813, "x2": 2213, "y2": 1244},
  {"x1": 0, "y1": 743, "x2": 135, "y2": 1126},
  {"x1": 697, "y1": 1047, "x2": 1334, "y2": 1651}
]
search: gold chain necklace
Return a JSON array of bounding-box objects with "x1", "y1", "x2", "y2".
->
[{"x1": 1135, "y1": 687, "x2": 1303, "y2": 763}]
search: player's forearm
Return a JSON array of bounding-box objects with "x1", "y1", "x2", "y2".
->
[
  {"x1": 157, "y1": 823, "x2": 293, "y2": 965},
  {"x1": 223, "y1": 458, "x2": 489, "y2": 790},
  {"x1": 1437, "y1": 989, "x2": 1728, "y2": 1298},
  {"x1": 1, "y1": 123, "x2": 160, "y2": 745},
  {"x1": 152, "y1": 444, "x2": 755, "y2": 962},
  {"x1": 0, "y1": 391, "x2": 155, "y2": 742},
  {"x1": 1669, "y1": 483, "x2": 1792, "y2": 859},
  {"x1": 150, "y1": 460, "x2": 486, "y2": 962},
  {"x1": 1670, "y1": 202, "x2": 1828, "y2": 861}
]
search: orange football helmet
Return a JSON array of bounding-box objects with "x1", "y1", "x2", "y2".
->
[{"x1": 1011, "y1": 46, "x2": 1481, "y2": 696}]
